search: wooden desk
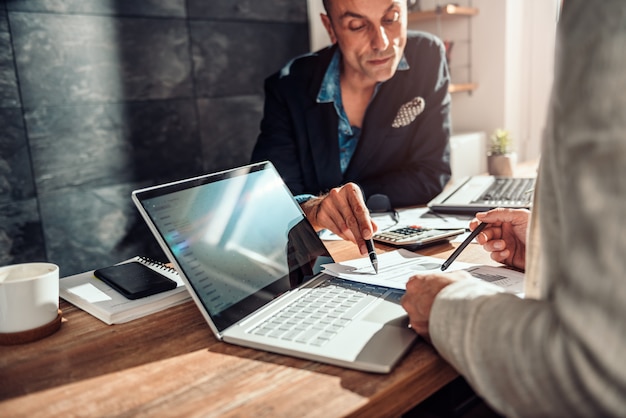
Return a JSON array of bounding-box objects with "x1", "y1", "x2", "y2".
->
[{"x1": 0, "y1": 241, "x2": 497, "y2": 417}]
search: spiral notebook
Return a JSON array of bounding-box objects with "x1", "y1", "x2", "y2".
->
[{"x1": 59, "y1": 256, "x2": 191, "y2": 325}]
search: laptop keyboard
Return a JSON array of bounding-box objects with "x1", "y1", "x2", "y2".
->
[
  {"x1": 472, "y1": 177, "x2": 535, "y2": 206},
  {"x1": 248, "y1": 278, "x2": 400, "y2": 347}
]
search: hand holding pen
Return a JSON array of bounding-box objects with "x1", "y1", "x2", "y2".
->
[
  {"x1": 442, "y1": 209, "x2": 531, "y2": 271},
  {"x1": 441, "y1": 223, "x2": 486, "y2": 271},
  {"x1": 471, "y1": 209, "x2": 530, "y2": 270}
]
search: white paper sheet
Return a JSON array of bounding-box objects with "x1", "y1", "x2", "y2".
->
[
  {"x1": 322, "y1": 249, "x2": 525, "y2": 295},
  {"x1": 321, "y1": 249, "x2": 473, "y2": 289},
  {"x1": 395, "y1": 207, "x2": 473, "y2": 230},
  {"x1": 464, "y1": 265, "x2": 525, "y2": 295}
]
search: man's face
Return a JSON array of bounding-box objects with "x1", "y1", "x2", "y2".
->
[{"x1": 321, "y1": 0, "x2": 407, "y2": 86}]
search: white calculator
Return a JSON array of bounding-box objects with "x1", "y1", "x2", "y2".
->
[{"x1": 373, "y1": 225, "x2": 465, "y2": 250}]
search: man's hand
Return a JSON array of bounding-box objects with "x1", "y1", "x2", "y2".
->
[
  {"x1": 401, "y1": 270, "x2": 470, "y2": 341},
  {"x1": 470, "y1": 208, "x2": 530, "y2": 270},
  {"x1": 300, "y1": 183, "x2": 377, "y2": 255}
]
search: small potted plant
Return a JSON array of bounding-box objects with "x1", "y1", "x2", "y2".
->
[{"x1": 487, "y1": 128, "x2": 517, "y2": 177}]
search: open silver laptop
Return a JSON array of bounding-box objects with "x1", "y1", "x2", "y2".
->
[
  {"x1": 132, "y1": 161, "x2": 416, "y2": 373},
  {"x1": 428, "y1": 176, "x2": 536, "y2": 214}
]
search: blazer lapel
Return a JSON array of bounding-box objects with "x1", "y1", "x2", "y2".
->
[
  {"x1": 345, "y1": 89, "x2": 397, "y2": 178},
  {"x1": 304, "y1": 46, "x2": 344, "y2": 192},
  {"x1": 306, "y1": 103, "x2": 343, "y2": 191}
]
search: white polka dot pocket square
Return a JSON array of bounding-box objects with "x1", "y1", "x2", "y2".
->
[{"x1": 391, "y1": 97, "x2": 425, "y2": 128}]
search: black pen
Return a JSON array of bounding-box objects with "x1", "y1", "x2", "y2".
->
[
  {"x1": 365, "y1": 238, "x2": 379, "y2": 274},
  {"x1": 441, "y1": 222, "x2": 487, "y2": 271}
]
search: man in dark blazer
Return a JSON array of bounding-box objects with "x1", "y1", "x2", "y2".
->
[{"x1": 251, "y1": 0, "x2": 451, "y2": 256}]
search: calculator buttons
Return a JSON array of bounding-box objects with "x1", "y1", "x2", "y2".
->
[
  {"x1": 373, "y1": 226, "x2": 465, "y2": 248},
  {"x1": 375, "y1": 227, "x2": 433, "y2": 243}
]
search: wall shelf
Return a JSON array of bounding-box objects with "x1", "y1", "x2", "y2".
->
[
  {"x1": 408, "y1": 5, "x2": 479, "y2": 23},
  {"x1": 408, "y1": 3, "x2": 479, "y2": 94},
  {"x1": 449, "y1": 82, "x2": 478, "y2": 94}
]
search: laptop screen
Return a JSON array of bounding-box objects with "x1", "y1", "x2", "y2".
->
[{"x1": 133, "y1": 162, "x2": 333, "y2": 331}]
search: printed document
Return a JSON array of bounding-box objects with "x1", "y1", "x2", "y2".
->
[{"x1": 322, "y1": 249, "x2": 524, "y2": 295}]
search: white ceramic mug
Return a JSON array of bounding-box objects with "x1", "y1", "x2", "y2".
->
[{"x1": 0, "y1": 263, "x2": 60, "y2": 334}]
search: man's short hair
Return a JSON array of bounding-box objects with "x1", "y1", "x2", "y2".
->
[
  {"x1": 324, "y1": 0, "x2": 411, "y2": 15},
  {"x1": 322, "y1": 0, "x2": 330, "y2": 14}
]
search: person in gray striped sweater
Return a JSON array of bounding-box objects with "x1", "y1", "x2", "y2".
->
[{"x1": 401, "y1": 0, "x2": 626, "y2": 416}]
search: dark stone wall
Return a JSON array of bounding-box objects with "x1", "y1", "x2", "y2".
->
[{"x1": 0, "y1": 0, "x2": 310, "y2": 275}]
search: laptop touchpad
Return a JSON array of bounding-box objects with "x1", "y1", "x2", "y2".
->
[{"x1": 362, "y1": 299, "x2": 409, "y2": 327}]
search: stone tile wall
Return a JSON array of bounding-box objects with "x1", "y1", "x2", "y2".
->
[{"x1": 0, "y1": 0, "x2": 309, "y2": 275}]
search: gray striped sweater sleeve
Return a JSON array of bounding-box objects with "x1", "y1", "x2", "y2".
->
[{"x1": 428, "y1": 1, "x2": 626, "y2": 416}]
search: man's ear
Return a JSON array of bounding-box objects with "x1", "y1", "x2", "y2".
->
[{"x1": 320, "y1": 13, "x2": 337, "y2": 44}]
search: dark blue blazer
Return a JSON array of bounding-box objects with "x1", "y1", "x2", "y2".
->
[{"x1": 251, "y1": 31, "x2": 451, "y2": 207}]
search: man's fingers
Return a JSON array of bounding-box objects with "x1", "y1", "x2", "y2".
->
[
  {"x1": 328, "y1": 184, "x2": 373, "y2": 251},
  {"x1": 337, "y1": 183, "x2": 372, "y2": 238},
  {"x1": 317, "y1": 200, "x2": 354, "y2": 241},
  {"x1": 476, "y1": 208, "x2": 529, "y2": 225},
  {"x1": 317, "y1": 187, "x2": 364, "y2": 244},
  {"x1": 323, "y1": 189, "x2": 350, "y2": 225},
  {"x1": 409, "y1": 320, "x2": 429, "y2": 336},
  {"x1": 306, "y1": 184, "x2": 374, "y2": 253},
  {"x1": 490, "y1": 249, "x2": 510, "y2": 263}
]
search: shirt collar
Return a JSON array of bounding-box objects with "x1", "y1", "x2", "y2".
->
[{"x1": 317, "y1": 49, "x2": 409, "y2": 104}]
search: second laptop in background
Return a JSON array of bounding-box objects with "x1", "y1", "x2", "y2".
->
[{"x1": 427, "y1": 176, "x2": 536, "y2": 214}]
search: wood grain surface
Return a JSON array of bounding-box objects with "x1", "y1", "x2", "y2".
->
[{"x1": 0, "y1": 240, "x2": 495, "y2": 417}]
